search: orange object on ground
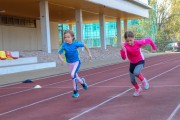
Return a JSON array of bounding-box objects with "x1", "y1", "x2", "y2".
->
[
  {"x1": 5, "y1": 51, "x2": 14, "y2": 60},
  {"x1": 6, "y1": 51, "x2": 19, "y2": 60}
]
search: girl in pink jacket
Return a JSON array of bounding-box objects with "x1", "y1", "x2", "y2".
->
[{"x1": 120, "y1": 31, "x2": 156, "y2": 96}]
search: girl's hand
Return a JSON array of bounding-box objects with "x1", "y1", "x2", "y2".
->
[
  {"x1": 121, "y1": 43, "x2": 125, "y2": 51},
  {"x1": 88, "y1": 54, "x2": 92, "y2": 60},
  {"x1": 58, "y1": 54, "x2": 66, "y2": 65},
  {"x1": 152, "y1": 49, "x2": 156, "y2": 53},
  {"x1": 61, "y1": 60, "x2": 66, "y2": 65},
  {"x1": 84, "y1": 44, "x2": 92, "y2": 60}
]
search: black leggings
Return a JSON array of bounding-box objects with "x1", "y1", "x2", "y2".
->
[{"x1": 129, "y1": 60, "x2": 145, "y2": 84}]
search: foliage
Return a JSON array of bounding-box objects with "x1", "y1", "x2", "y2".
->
[
  {"x1": 129, "y1": 0, "x2": 180, "y2": 52},
  {"x1": 165, "y1": 0, "x2": 180, "y2": 41},
  {"x1": 129, "y1": 0, "x2": 157, "y2": 41}
]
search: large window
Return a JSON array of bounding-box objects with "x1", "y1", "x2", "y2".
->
[
  {"x1": 0, "y1": 15, "x2": 36, "y2": 28},
  {"x1": 58, "y1": 22, "x2": 119, "y2": 48}
]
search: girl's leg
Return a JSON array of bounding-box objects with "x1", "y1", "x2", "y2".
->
[
  {"x1": 133, "y1": 64, "x2": 144, "y2": 81},
  {"x1": 129, "y1": 72, "x2": 139, "y2": 89},
  {"x1": 130, "y1": 72, "x2": 142, "y2": 96},
  {"x1": 129, "y1": 72, "x2": 140, "y2": 89},
  {"x1": 76, "y1": 73, "x2": 83, "y2": 84},
  {"x1": 73, "y1": 61, "x2": 84, "y2": 84},
  {"x1": 129, "y1": 64, "x2": 140, "y2": 89},
  {"x1": 134, "y1": 64, "x2": 149, "y2": 89},
  {"x1": 129, "y1": 63, "x2": 142, "y2": 96},
  {"x1": 75, "y1": 61, "x2": 88, "y2": 90},
  {"x1": 72, "y1": 61, "x2": 87, "y2": 88},
  {"x1": 68, "y1": 61, "x2": 81, "y2": 91}
]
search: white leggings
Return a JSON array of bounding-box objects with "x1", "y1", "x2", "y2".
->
[{"x1": 68, "y1": 61, "x2": 83, "y2": 91}]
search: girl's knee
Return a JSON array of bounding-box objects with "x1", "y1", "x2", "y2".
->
[
  {"x1": 134, "y1": 71, "x2": 140, "y2": 76},
  {"x1": 71, "y1": 73, "x2": 76, "y2": 79},
  {"x1": 131, "y1": 79, "x2": 137, "y2": 84}
]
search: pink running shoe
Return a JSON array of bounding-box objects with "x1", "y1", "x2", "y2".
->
[
  {"x1": 133, "y1": 87, "x2": 142, "y2": 97},
  {"x1": 142, "y1": 78, "x2": 149, "y2": 90}
]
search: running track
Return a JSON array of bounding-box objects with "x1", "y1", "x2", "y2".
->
[{"x1": 0, "y1": 53, "x2": 180, "y2": 120}]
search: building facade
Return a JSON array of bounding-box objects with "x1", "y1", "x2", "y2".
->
[{"x1": 0, "y1": 0, "x2": 151, "y2": 53}]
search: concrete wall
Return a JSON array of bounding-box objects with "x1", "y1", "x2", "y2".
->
[{"x1": 0, "y1": 20, "x2": 59, "y2": 51}]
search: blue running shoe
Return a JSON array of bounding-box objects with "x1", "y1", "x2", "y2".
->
[
  {"x1": 72, "y1": 90, "x2": 79, "y2": 98},
  {"x1": 81, "y1": 78, "x2": 88, "y2": 90}
]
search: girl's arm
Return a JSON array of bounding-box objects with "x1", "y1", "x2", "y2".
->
[
  {"x1": 58, "y1": 44, "x2": 66, "y2": 64},
  {"x1": 120, "y1": 43, "x2": 126, "y2": 60},
  {"x1": 139, "y1": 38, "x2": 156, "y2": 51},
  {"x1": 58, "y1": 54, "x2": 65, "y2": 64},
  {"x1": 84, "y1": 44, "x2": 92, "y2": 60}
]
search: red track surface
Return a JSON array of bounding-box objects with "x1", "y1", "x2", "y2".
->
[{"x1": 0, "y1": 53, "x2": 180, "y2": 120}]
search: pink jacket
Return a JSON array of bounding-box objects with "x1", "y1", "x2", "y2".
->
[{"x1": 120, "y1": 38, "x2": 156, "y2": 64}]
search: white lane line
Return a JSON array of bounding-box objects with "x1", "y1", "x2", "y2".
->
[
  {"x1": 0, "y1": 63, "x2": 179, "y2": 116},
  {"x1": 0, "y1": 86, "x2": 72, "y2": 89},
  {"x1": 152, "y1": 85, "x2": 180, "y2": 88},
  {"x1": 0, "y1": 86, "x2": 131, "y2": 89},
  {"x1": 4, "y1": 84, "x2": 178, "y2": 89},
  {"x1": 92, "y1": 85, "x2": 180, "y2": 88},
  {"x1": 69, "y1": 88, "x2": 134, "y2": 120},
  {"x1": 69, "y1": 65, "x2": 180, "y2": 120},
  {"x1": 0, "y1": 91, "x2": 72, "y2": 116},
  {"x1": 0, "y1": 63, "x2": 158, "y2": 116},
  {"x1": 0, "y1": 56, "x2": 178, "y2": 99},
  {"x1": 0, "y1": 73, "x2": 128, "y2": 116},
  {"x1": 167, "y1": 103, "x2": 180, "y2": 120},
  {"x1": 0, "y1": 61, "x2": 162, "y2": 98},
  {"x1": 0, "y1": 65, "x2": 128, "y2": 98},
  {"x1": 0, "y1": 55, "x2": 177, "y2": 88},
  {"x1": 0, "y1": 62, "x2": 125, "y2": 88},
  {"x1": 2, "y1": 53, "x2": 163, "y2": 88},
  {"x1": 91, "y1": 85, "x2": 131, "y2": 88},
  {"x1": 42, "y1": 65, "x2": 129, "y2": 87},
  {"x1": 0, "y1": 88, "x2": 34, "y2": 98}
]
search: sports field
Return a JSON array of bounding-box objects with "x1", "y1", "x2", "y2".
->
[{"x1": 0, "y1": 53, "x2": 179, "y2": 120}]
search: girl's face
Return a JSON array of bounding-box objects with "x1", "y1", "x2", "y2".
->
[
  {"x1": 64, "y1": 33, "x2": 74, "y2": 44},
  {"x1": 125, "y1": 37, "x2": 134, "y2": 46}
]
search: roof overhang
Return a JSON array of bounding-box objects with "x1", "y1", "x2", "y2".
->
[
  {"x1": 127, "y1": 0, "x2": 152, "y2": 9},
  {"x1": 0, "y1": 0, "x2": 152, "y2": 24}
]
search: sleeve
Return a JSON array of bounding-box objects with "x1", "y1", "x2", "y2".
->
[
  {"x1": 138, "y1": 38, "x2": 156, "y2": 50},
  {"x1": 75, "y1": 41, "x2": 84, "y2": 48},
  {"x1": 58, "y1": 43, "x2": 64, "y2": 54},
  {"x1": 120, "y1": 49, "x2": 126, "y2": 60}
]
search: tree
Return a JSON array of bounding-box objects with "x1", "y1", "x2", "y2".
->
[
  {"x1": 129, "y1": 0, "x2": 157, "y2": 41},
  {"x1": 129, "y1": 0, "x2": 180, "y2": 52},
  {"x1": 165, "y1": 0, "x2": 180, "y2": 41}
]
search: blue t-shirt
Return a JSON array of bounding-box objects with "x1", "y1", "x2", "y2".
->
[{"x1": 58, "y1": 41, "x2": 84, "y2": 63}]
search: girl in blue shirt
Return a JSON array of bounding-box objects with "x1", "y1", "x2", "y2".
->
[{"x1": 58, "y1": 30, "x2": 92, "y2": 98}]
